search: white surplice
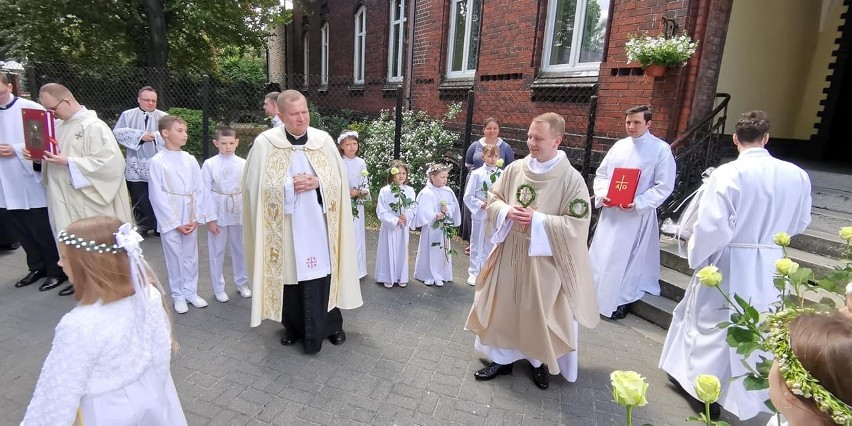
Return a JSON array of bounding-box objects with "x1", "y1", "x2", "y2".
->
[
  {"x1": 374, "y1": 184, "x2": 417, "y2": 284},
  {"x1": 0, "y1": 95, "x2": 47, "y2": 210},
  {"x1": 659, "y1": 147, "x2": 812, "y2": 421},
  {"x1": 589, "y1": 131, "x2": 676, "y2": 316},
  {"x1": 22, "y1": 286, "x2": 186, "y2": 426},
  {"x1": 112, "y1": 108, "x2": 167, "y2": 182},
  {"x1": 463, "y1": 165, "x2": 500, "y2": 278},
  {"x1": 412, "y1": 183, "x2": 462, "y2": 282},
  {"x1": 285, "y1": 149, "x2": 332, "y2": 282},
  {"x1": 148, "y1": 149, "x2": 203, "y2": 302},
  {"x1": 474, "y1": 151, "x2": 583, "y2": 381},
  {"x1": 201, "y1": 154, "x2": 248, "y2": 293},
  {"x1": 342, "y1": 156, "x2": 369, "y2": 279}
]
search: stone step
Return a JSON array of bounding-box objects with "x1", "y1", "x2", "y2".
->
[
  {"x1": 631, "y1": 293, "x2": 677, "y2": 330},
  {"x1": 790, "y1": 228, "x2": 848, "y2": 260},
  {"x1": 808, "y1": 207, "x2": 852, "y2": 235},
  {"x1": 806, "y1": 169, "x2": 852, "y2": 193},
  {"x1": 812, "y1": 186, "x2": 852, "y2": 215}
]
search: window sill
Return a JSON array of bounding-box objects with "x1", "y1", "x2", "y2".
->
[
  {"x1": 382, "y1": 83, "x2": 401, "y2": 98},
  {"x1": 349, "y1": 84, "x2": 365, "y2": 96},
  {"x1": 530, "y1": 75, "x2": 598, "y2": 103},
  {"x1": 317, "y1": 85, "x2": 329, "y2": 93},
  {"x1": 439, "y1": 78, "x2": 473, "y2": 100}
]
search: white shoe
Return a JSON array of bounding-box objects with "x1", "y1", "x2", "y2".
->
[
  {"x1": 423, "y1": 280, "x2": 434, "y2": 286},
  {"x1": 215, "y1": 291, "x2": 229, "y2": 303},
  {"x1": 467, "y1": 275, "x2": 477, "y2": 286},
  {"x1": 435, "y1": 280, "x2": 444, "y2": 287},
  {"x1": 174, "y1": 300, "x2": 188, "y2": 314},
  {"x1": 398, "y1": 282, "x2": 407, "y2": 288},
  {"x1": 237, "y1": 286, "x2": 252, "y2": 298},
  {"x1": 383, "y1": 282, "x2": 393, "y2": 288},
  {"x1": 187, "y1": 295, "x2": 208, "y2": 308}
]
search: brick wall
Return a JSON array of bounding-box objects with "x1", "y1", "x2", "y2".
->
[{"x1": 282, "y1": 0, "x2": 733, "y2": 149}]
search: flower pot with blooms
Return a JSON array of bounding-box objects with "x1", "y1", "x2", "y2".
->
[{"x1": 625, "y1": 33, "x2": 699, "y2": 77}]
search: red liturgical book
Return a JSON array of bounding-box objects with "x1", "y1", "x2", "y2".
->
[
  {"x1": 605, "y1": 168, "x2": 641, "y2": 207},
  {"x1": 21, "y1": 108, "x2": 57, "y2": 160}
]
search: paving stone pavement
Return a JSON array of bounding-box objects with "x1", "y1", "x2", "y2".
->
[{"x1": 0, "y1": 227, "x2": 772, "y2": 425}]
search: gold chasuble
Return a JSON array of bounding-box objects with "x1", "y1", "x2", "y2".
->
[
  {"x1": 465, "y1": 157, "x2": 599, "y2": 374},
  {"x1": 44, "y1": 109, "x2": 133, "y2": 234},
  {"x1": 243, "y1": 126, "x2": 363, "y2": 327}
]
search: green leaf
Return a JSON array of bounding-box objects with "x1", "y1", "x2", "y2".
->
[
  {"x1": 733, "y1": 294, "x2": 753, "y2": 312},
  {"x1": 745, "y1": 305, "x2": 760, "y2": 323},
  {"x1": 790, "y1": 267, "x2": 813, "y2": 285},
  {"x1": 715, "y1": 421, "x2": 732, "y2": 426},
  {"x1": 773, "y1": 277, "x2": 787, "y2": 292},
  {"x1": 743, "y1": 375, "x2": 768, "y2": 391},
  {"x1": 716, "y1": 321, "x2": 732, "y2": 329},
  {"x1": 730, "y1": 312, "x2": 743, "y2": 324},
  {"x1": 431, "y1": 221, "x2": 441, "y2": 229},
  {"x1": 755, "y1": 356, "x2": 772, "y2": 377},
  {"x1": 726, "y1": 327, "x2": 757, "y2": 347},
  {"x1": 819, "y1": 297, "x2": 837, "y2": 309}
]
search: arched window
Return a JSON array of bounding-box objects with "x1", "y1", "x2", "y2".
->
[
  {"x1": 321, "y1": 22, "x2": 329, "y2": 85},
  {"x1": 387, "y1": 0, "x2": 406, "y2": 82},
  {"x1": 354, "y1": 6, "x2": 367, "y2": 84}
]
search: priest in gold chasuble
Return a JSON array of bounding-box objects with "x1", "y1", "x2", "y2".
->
[{"x1": 243, "y1": 90, "x2": 362, "y2": 354}]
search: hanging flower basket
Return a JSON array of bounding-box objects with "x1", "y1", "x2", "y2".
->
[
  {"x1": 644, "y1": 64, "x2": 667, "y2": 78},
  {"x1": 625, "y1": 33, "x2": 699, "y2": 71}
]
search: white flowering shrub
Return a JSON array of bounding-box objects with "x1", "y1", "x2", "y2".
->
[
  {"x1": 360, "y1": 103, "x2": 462, "y2": 197},
  {"x1": 625, "y1": 33, "x2": 698, "y2": 68}
]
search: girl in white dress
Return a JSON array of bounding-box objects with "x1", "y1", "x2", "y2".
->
[
  {"x1": 22, "y1": 216, "x2": 186, "y2": 426},
  {"x1": 462, "y1": 144, "x2": 502, "y2": 286},
  {"x1": 375, "y1": 161, "x2": 417, "y2": 288},
  {"x1": 413, "y1": 163, "x2": 462, "y2": 287},
  {"x1": 338, "y1": 130, "x2": 369, "y2": 279}
]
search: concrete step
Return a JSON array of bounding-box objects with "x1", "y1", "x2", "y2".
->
[
  {"x1": 809, "y1": 207, "x2": 852, "y2": 234},
  {"x1": 812, "y1": 186, "x2": 852, "y2": 215},
  {"x1": 807, "y1": 169, "x2": 852, "y2": 193},
  {"x1": 790, "y1": 228, "x2": 849, "y2": 259},
  {"x1": 631, "y1": 293, "x2": 677, "y2": 330},
  {"x1": 659, "y1": 265, "x2": 689, "y2": 303}
]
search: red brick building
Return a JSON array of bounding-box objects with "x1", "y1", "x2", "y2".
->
[{"x1": 278, "y1": 0, "x2": 850, "y2": 163}]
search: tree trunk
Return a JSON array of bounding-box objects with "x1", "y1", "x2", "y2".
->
[{"x1": 143, "y1": 0, "x2": 168, "y2": 68}]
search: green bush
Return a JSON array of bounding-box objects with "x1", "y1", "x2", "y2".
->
[{"x1": 166, "y1": 107, "x2": 218, "y2": 159}]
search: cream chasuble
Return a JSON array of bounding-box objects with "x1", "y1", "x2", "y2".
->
[
  {"x1": 465, "y1": 154, "x2": 599, "y2": 376},
  {"x1": 43, "y1": 109, "x2": 132, "y2": 233},
  {"x1": 243, "y1": 127, "x2": 362, "y2": 327}
]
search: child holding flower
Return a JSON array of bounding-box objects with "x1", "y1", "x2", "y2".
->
[
  {"x1": 462, "y1": 143, "x2": 502, "y2": 286},
  {"x1": 374, "y1": 161, "x2": 416, "y2": 288},
  {"x1": 413, "y1": 163, "x2": 461, "y2": 287},
  {"x1": 338, "y1": 130, "x2": 369, "y2": 279}
]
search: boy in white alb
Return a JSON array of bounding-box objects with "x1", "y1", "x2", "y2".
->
[
  {"x1": 148, "y1": 116, "x2": 206, "y2": 314},
  {"x1": 462, "y1": 143, "x2": 502, "y2": 286},
  {"x1": 202, "y1": 126, "x2": 251, "y2": 302}
]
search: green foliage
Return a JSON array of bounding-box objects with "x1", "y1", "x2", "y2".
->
[
  {"x1": 2, "y1": 0, "x2": 291, "y2": 69},
  {"x1": 625, "y1": 33, "x2": 699, "y2": 68},
  {"x1": 360, "y1": 104, "x2": 462, "y2": 198},
  {"x1": 166, "y1": 107, "x2": 218, "y2": 159},
  {"x1": 217, "y1": 48, "x2": 267, "y2": 85}
]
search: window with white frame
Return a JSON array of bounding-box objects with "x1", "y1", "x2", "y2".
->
[
  {"x1": 446, "y1": 0, "x2": 482, "y2": 79},
  {"x1": 353, "y1": 7, "x2": 367, "y2": 84},
  {"x1": 303, "y1": 33, "x2": 310, "y2": 86},
  {"x1": 387, "y1": 0, "x2": 406, "y2": 82},
  {"x1": 542, "y1": 0, "x2": 610, "y2": 73},
  {"x1": 321, "y1": 22, "x2": 329, "y2": 85}
]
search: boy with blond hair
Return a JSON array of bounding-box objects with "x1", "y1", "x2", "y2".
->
[{"x1": 148, "y1": 115, "x2": 206, "y2": 314}]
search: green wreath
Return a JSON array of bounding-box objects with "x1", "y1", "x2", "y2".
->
[
  {"x1": 568, "y1": 198, "x2": 590, "y2": 219},
  {"x1": 515, "y1": 183, "x2": 537, "y2": 208}
]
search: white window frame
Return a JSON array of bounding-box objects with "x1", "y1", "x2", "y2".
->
[
  {"x1": 321, "y1": 22, "x2": 329, "y2": 85},
  {"x1": 387, "y1": 0, "x2": 406, "y2": 83},
  {"x1": 353, "y1": 7, "x2": 367, "y2": 84},
  {"x1": 303, "y1": 33, "x2": 310, "y2": 86},
  {"x1": 541, "y1": 0, "x2": 607, "y2": 74},
  {"x1": 446, "y1": 0, "x2": 480, "y2": 79}
]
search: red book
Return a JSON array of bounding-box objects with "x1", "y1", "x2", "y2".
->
[
  {"x1": 21, "y1": 108, "x2": 57, "y2": 160},
  {"x1": 605, "y1": 168, "x2": 641, "y2": 207}
]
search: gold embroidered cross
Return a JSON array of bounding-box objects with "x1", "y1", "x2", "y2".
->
[{"x1": 615, "y1": 175, "x2": 629, "y2": 191}]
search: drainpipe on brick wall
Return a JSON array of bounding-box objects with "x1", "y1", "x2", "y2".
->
[
  {"x1": 404, "y1": 0, "x2": 417, "y2": 110},
  {"x1": 677, "y1": 0, "x2": 710, "y2": 134}
]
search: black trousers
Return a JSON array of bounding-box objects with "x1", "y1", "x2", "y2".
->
[
  {"x1": 0, "y1": 209, "x2": 17, "y2": 245},
  {"x1": 128, "y1": 181, "x2": 157, "y2": 230},
  {"x1": 281, "y1": 274, "x2": 343, "y2": 352},
  {"x1": 4, "y1": 207, "x2": 64, "y2": 278}
]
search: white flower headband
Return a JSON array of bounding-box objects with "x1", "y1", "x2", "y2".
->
[
  {"x1": 427, "y1": 163, "x2": 451, "y2": 175},
  {"x1": 337, "y1": 130, "x2": 359, "y2": 144}
]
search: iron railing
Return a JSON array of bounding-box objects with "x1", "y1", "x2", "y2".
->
[{"x1": 658, "y1": 93, "x2": 731, "y2": 222}]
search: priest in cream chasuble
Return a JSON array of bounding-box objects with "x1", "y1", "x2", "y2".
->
[
  {"x1": 243, "y1": 90, "x2": 362, "y2": 354},
  {"x1": 465, "y1": 113, "x2": 599, "y2": 389}
]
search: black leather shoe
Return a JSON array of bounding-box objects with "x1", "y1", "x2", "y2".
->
[
  {"x1": 328, "y1": 331, "x2": 346, "y2": 345},
  {"x1": 531, "y1": 364, "x2": 550, "y2": 390},
  {"x1": 58, "y1": 284, "x2": 75, "y2": 296},
  {"x1": 280, "y1": 330, "x2": 299, "y2": 346},
  {"x1": 609, "y1": 303, "x2": 631, "y2": 320},
  {"x1": 15, "y1": 270, "x2": 46, "y2": 287},
  {"x1": 474, "y1": 362, "x2": 513, "y2": 381},
  {"x1": 39, "y1": 276, "x2": 66, "y2": 291}
]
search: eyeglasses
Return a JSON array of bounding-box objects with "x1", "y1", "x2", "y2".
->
[
  {"x1": 47, "y1": 98, "x2": 68, "y2": 112},
  {"x1": 139, "y1": 97, "x2": 157, "y2": 103}
]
